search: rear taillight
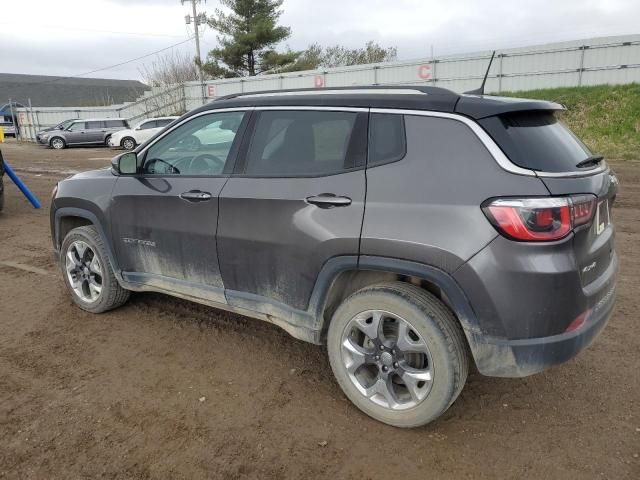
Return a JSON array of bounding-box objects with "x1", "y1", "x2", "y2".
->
[{"x1": 483, "y1": 195, "x2": 596, "y2": 242}]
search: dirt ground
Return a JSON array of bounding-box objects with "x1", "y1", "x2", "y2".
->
[{"x1": 0, "y1": 139, "x2": 638, "y2": 480}]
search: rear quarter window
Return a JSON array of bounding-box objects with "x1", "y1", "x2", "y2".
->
[
  {"x1": 479, "y1": 111, "x2": 592, "y2": 173},
  {"x1": 368, "y1": 113, "x2": 406, "y2": 166}
]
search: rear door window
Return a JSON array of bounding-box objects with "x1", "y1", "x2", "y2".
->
[
  {"x1": 86, "y1": 121, "x2": 105, "y2": 130},
  {"x1": 243, "y1": 110, "x2": 366, "y2": 176},
  {"x1": 479, "y1": 111, "x2": 593, "y2": 172}
]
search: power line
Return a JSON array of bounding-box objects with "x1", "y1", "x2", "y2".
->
[
  {"x1": 0, "y1": 21, "x2": 184, "y2": 38},
  {"x1": 32, "y1": 37, "x2": 196, "y2": 85}
]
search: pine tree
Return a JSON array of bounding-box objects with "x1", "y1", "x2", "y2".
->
[{"x1": 203, "y1": 0, "x2": 298, "y2": 77}]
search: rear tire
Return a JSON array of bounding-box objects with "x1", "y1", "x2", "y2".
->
[
  {"x1": 60, "y1": 225, "x2": 130, "y2": 313},
  {"x1": 327, "y1": 281, "x2": 469, "y2": 428},
  {"x1": 50, "y1": 137, "x2": 66, "y2": 149},
  {"x1": 104, "y1": 135, "x2": 112, "y2": 147}
]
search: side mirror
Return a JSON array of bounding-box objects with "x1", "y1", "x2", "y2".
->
[
  {"x1": 58, "y1": 126, "x2": 64, "y2": 130},
  {"x1": 112, "y1": 152, "x2": 138, "y2": 175}
]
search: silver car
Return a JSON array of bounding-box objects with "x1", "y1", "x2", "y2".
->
[{"x1": 42, "y1": 118, "x2": 130, "y2": 149}]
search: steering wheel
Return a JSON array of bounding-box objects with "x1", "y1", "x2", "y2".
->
[
  {"x1": 146, "y1": 158, "x2": 180, "y2": 175},
  {"x1": 187, "y1": 154, "x2": 225, "y2": 175}
]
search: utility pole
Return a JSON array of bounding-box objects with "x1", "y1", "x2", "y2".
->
[
  {"x1": 182, "y1": 0, "x2": 206, "y2": 69},
  {"x1": 182, "y1": 0, "x2": 207, "y2": 102}
]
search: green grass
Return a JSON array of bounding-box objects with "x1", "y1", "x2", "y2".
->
[{"x1": 499, "y1": 83, "x2": 640, "y2": 160}]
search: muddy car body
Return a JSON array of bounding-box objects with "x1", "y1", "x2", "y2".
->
[{"x1": 50, "y1": 86, "x2": 618, "y2": 427}]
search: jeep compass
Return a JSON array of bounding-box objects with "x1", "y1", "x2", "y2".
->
[{"x1": 50, "y1": 87, "x2": 618, "y2": 427}]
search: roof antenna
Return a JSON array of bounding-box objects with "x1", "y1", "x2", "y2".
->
[{"x1": 465, "y1": 50, "x2": 496, "y2": 95}]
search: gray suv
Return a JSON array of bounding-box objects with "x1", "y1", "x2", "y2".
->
[
  {"x1": 50, "y1": 87, "x2": 618, "y2": 427},
  {"x1": 42, "y1": 118, "x2": 129, "y2": 149}
]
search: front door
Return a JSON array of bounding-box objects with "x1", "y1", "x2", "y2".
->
[
  {"x1": 65, "y1": 121, "x2": 87, "y2": 144},
  {"x1": 217, "y1": 108, "x2": 368, "y2": 319},
  {"x1": 111, "y1": 110, "x2": 248, "y2": 303}
]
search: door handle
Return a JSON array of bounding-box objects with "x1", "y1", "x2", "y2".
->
[
  {"x1": 305, "y1": 194, "x2": 352, "y2": 208},
  {"x1": 180, "y1": 190, "x2": 212, "y2": 202}
]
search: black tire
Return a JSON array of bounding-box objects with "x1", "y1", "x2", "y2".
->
[
  {"x1": 50, "y1": 137, "x2": 66, "y2": 150},
  {"x1": 121, "y1": 137, "x2": 136, "y2": 150},
  {"x1": 60, "y1": 225, "x2": 130, "y2": 313},
  {"x1": 327, "y1": 281, "x2": 469, "y2": 428},
  {"x1": 104, "y1": 135, "x2": 112, "y2": 147}
]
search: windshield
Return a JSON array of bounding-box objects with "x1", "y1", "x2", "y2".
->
[
  {"x1": 55, "y1": 120, "x2": 74, "y2": 129},
  {"x1": 479, "y1": 111, "x2": 594, "y2": 172}
]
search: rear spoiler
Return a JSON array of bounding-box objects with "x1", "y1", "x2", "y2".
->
[{"x1": 455, "y1": 94, "x2": 564, "y2": 119}]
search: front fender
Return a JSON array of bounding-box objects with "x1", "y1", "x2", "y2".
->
[{"x1": 52, "y1": 207, "x2": 122, "y2": 281}]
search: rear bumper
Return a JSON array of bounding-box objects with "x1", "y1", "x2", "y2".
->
[{"x1": 466, "y1": 252, "x2": 617, "y2": 377}]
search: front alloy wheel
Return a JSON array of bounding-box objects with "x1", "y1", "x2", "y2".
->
[
  {"x1": 122, "y1": 137, "x2": 136, "y2": 150},
  {"x1": 65, "y1": 240, "x2": 103, "y2": 303},
  {"x1": 60, "y1": 226, "x2": 130, "y2": 313},
  {"x1": 50, "y1": 138, "x2": 65, "y2": 149}
]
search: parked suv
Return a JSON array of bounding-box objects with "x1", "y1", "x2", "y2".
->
[
  {"x1": 43, "y1": 118, "x2": 129, "y2": 149},
  {"x1": 108, "y1": 116, "x2": 179, "y2": 150},
  {"x1": 50, "y1": 87, "x2": 618, "y2": 427}
]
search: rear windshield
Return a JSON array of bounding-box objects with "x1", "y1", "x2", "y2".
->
[{"x1": 479, "y1": 111, "x2": 593, "y2": 172}]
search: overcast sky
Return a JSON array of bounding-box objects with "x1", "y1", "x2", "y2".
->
[{"x1": 1, "y1": 0, "x2": 639, "y2": 81}]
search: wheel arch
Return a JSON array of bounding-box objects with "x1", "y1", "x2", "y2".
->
[
  {"x1": 53, "y1": 207, "x2": 122, "y2": 280},
  {"x1": 49, "y1": 135, "x2": 66, "y2": 148},
  {"x1": 311, "y1": 256, "x2": 482, "y2": 348}
]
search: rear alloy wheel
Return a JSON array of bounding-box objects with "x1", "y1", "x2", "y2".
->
[
  {"x1": 104, "y1": 135, "x2": 112, "y2": 147},
  {"x1": 60, "y1": 226, "x2": 130, "y2": 313},
  {"x1": 50, "y1": 137, "x2": 66, "y2": 149},
  {"x1": 121, "y1": 137, "x2": 136, "y2": 150},
  {"x1": 327, "y1": 282, "x2": 469, "y2": 427}
]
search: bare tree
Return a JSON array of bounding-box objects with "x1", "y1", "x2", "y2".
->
[
  {"x1": 137, "y1": 51, "x2": 201, "y2": 117},
  {"x1": 139, "y1": 50, "x2": 201, "y2": 86}
]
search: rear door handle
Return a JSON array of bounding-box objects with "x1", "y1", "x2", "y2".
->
[
  {"x1": 305, "y1": 194, "x2": 352, "y2": 208},
  {"x1": 180, "y1": 190, "x2": 212, "y2": 202}
]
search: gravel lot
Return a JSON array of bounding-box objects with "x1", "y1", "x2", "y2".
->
[{"x1": 0, "y1": 139, "x2": 638, "y2": 479}]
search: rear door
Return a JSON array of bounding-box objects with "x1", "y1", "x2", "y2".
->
[
  {"x1": 217, "y1": 107, "x2": 368, "y2": 316},
  {"x1": 110, "y1": 109, "x2": 249, "y2": 303},
  {"x1": 85, "y1": 121, "x2": 106, "y2": 143}
]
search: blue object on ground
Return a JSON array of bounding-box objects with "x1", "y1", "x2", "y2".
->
[{"x1": 3, "y1": 161, "x2": 41, "y2": 209}]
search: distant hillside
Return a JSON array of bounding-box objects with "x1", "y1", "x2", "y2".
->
[
  {"x1": 501, "y1": 84, "x2": 640, "y2": 160},
  {"x1": 0, "y1": 73, "x2": 150, "y2": 108}
]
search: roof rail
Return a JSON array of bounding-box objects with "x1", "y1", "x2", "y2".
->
[{"x1": 215, "y1": 85, "x2": 457, "y2": 101}]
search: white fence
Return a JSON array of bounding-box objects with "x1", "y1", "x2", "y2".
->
[{"x1": 14, "y1": 34, "x2": 640, "y2": 142}]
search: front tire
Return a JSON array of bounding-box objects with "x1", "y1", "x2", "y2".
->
[
  {"x1": 50, "y1": 137, "x2": 66, "y2": 149},
  {"x1": 121, "y1": 137, "x2": 136, "y2": 150},
  {"x1": 60, "y1": 225, "x2": 130, "y2": 313},
  {"x1": 327, "y1": 282, "x2": 469, "y2": 428}
]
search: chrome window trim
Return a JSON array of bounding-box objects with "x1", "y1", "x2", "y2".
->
[
  {"x1": 370, "y1": 108, "x2": 608, "y2": 178},
  {"x1": 255, "y1": 105, "x2": 368, "y2": 112},
  {"x1": 141, "y1": 104, "x2": 606, "y2": 179},
  {"x1": 371, "y1": 108, "x2": 536, "y2": 177}
]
